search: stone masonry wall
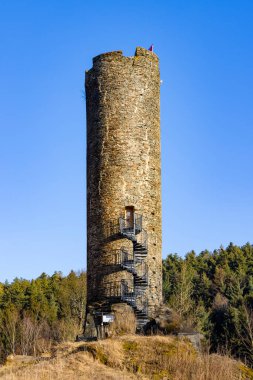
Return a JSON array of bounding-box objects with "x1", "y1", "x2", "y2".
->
[{"x1": 85, "y1": 47, "x2": 162, "y2": 317}]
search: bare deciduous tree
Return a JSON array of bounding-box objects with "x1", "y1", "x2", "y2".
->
[{"x1": 0, "y1": 307, "x2": 19, "y2": 355}]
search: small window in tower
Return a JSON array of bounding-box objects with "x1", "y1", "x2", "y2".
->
[{"x1": 125, "y1": 206, "x2": 134, "y2": 229}]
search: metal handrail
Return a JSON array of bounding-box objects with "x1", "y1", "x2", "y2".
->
[
  {"x1": 100, "y1": 280, "x2": 134, "y2": 298},
  {"x1": 120, "y1": 246, "x2": 133, "y2": 263},
  {"x1": 119, "y1": 213, "x2": 142, "y2": 236},
  {"x1": 134, "y1": 260, "x2": 148, "y2": 282},
  {"x1": 105, "y1": 218, "x2": 120, "y2": 238},
  {"x1": 119, "y1": 247, "x2": 148, "y2": 281},
  {"x1": 105, "y1": 214, "x2": 147, "y2": 245},
  {"x1": 135, "y1": 228, "x2": 148, "y2": 250},
  {"x1": 142, "y1": 299, "x2": 148, "y2": 315},
  {"x1": 102, "y1": 247, "x2": 147, "y2": 280},
  {"x1": 100, "y1": 280, "x2": 149, "y2": 317}
]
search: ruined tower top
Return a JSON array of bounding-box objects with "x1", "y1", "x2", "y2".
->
[{"x1": 88, "y1": 47, "x2": 159, "y2": 67}]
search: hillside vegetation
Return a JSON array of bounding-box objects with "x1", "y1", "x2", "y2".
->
[
  {"x1": 0, "y1": 334, "x2": 252, "y2": 380},
  {"x1": 0, "y1": 242, "x2": 253, "y2": 375}
]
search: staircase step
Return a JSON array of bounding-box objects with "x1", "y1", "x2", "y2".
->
[
  {"x1": 122, "y1": 266, "x2": 136, "y2": 274},
  {"x1": 134, "y1": 281, "x2": 147, "y2": 284},
  {"x1": 137, "y1": 319, "x2": 149, "y2": 324},
  {"x1": 134, "y1": 289, "x2": 147, "y2": 293}
]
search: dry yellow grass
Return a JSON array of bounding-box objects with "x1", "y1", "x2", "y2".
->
[{"x1": 0, "y1": 335, "x2": 252, "y2": 380}]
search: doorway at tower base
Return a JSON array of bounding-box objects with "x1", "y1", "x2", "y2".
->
[{"x1": 82, "y1": 303, "x2": 137, "y2": 340}]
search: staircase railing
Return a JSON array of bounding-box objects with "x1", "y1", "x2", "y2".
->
[
  {"x1": 100, "y1": 280, "x2": 149, "y2": 324},
  {"x1": 119, "y1": 214, "x2": 142, "y2": 236},
  {"x1": 105, "y1": 214, "x2": 143, "y2": 239},
  {"x1": 103, "y1": 214, "x2": 149, "y2": 327},
  {"x1": 101, "y1": 281, "x2": 122, "y2": 298},
  {"x1": 134, "y1": 260, "x2": 148, "y2": 283},
  {"x1": 120, "y1": 246, "x2": 134, "y2": 264},
  {"x1": 134, "y1": 228, "x2": 148, "y2": 251},
  {"x1": 105, "y1": 218, "x2": 120, "y2": 238},
  {"x1": 118, "y1": 248, "x2": 148, "y2": 281}
]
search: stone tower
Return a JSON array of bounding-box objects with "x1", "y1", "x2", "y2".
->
[{"x1": 85, "y1": 47, "x2": 162, "y2": 331}]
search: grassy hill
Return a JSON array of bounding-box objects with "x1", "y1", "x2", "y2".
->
[{"x1": 1, "y1": 334, "x2": 252, "y2": 380}]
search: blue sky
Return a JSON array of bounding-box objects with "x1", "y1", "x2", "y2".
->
[{"x1": 0, "y1": 0, "x2": 253, "y2": 282}]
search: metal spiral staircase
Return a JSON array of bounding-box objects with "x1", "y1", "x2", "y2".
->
[{"x1": 104, "y1": 214, "x2": 149, "y2": 330}]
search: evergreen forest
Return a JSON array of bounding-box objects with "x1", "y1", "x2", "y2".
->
[
  {"x1": 163, "y1": 242, "x2": 253, "y2": 367},
  {"x1": 0, "y1": 271, "x2": 86, "y2": 362}
]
